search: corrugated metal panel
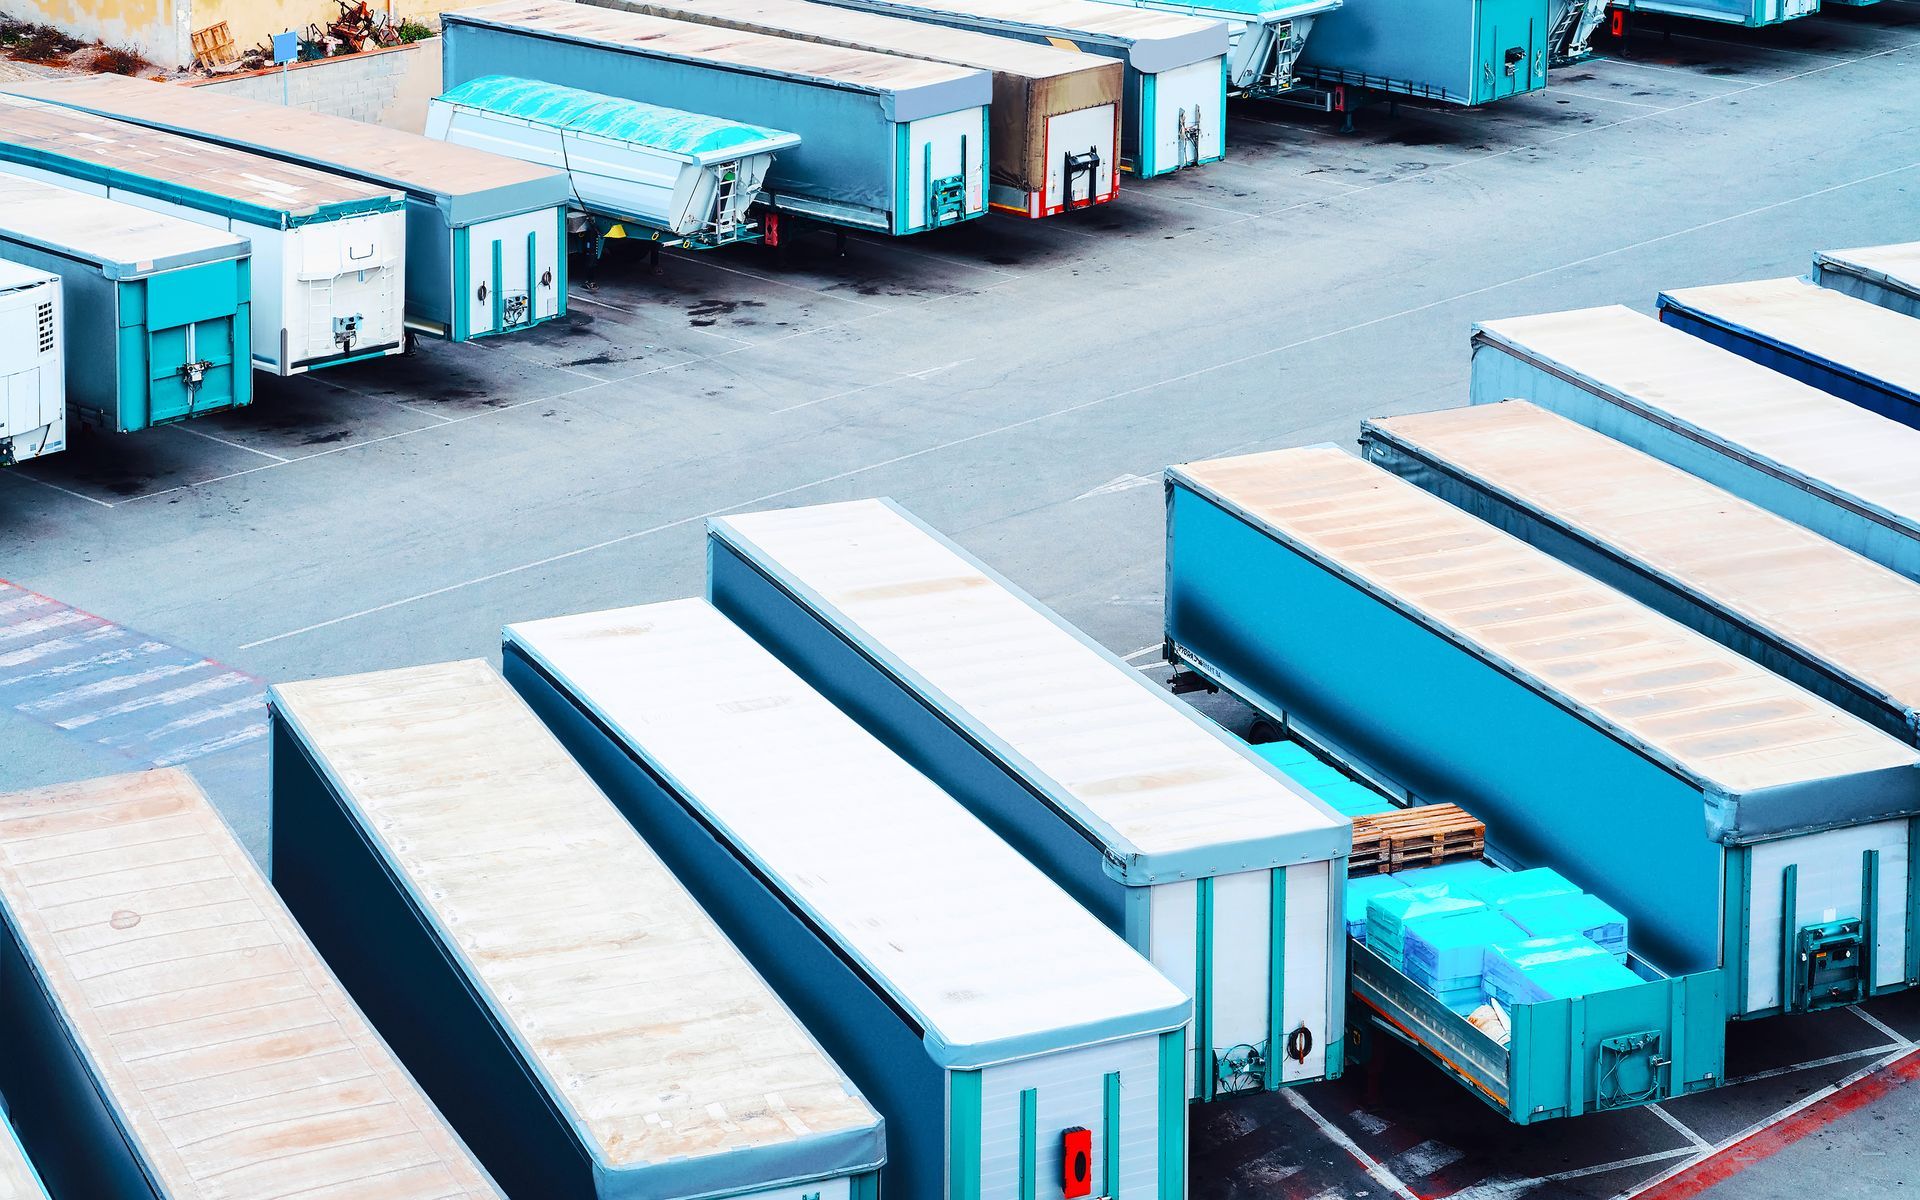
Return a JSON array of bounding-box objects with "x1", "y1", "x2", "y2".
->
[
  {"x1": 1816, "y1": 242, "x2": 1920, "y2": 317},
  {"x1": 1168, "y1": 447, "x2": 1920, "y2": 798},
  {"x1": 980, "y1": 1036, "x2": 1162, "y2": 1199},
  {"x1": 711, "y1": 499, "x2": 1348, "y2": 881},
  {"x1": 504, "y1": 599, "x2": 1190, "y2": 1069},
  {"x1": 0, "y1": 769, "x2": 501, "y2": 1200},
  {"x1": 269, "y1": 660, "x2": 885, "y2": 1195},
  {"x1": 804, "y1": 0, "x2": 1227, "y2": 67},
  {"x1": 438, "y1": 76, "x2": 800, "y2": 160},
  {"x1": 0, "y1": 174, "x2": 248, "y2": 278},
  {"x1": 1361, "y1": 400, "x2": 1920, "y2": 743}
]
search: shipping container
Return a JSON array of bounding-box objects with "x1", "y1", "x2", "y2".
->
[
  {"x1": 1295, "y1": 0, "x2": 1549, "y2": 106},
  {"x1": 1470, "y1": 304, "x2": 1920, "y2": 584},
  {"x1": 1659, "y1": 277, "x2": 1920, "y2": 430},
  {"x1": 1163, "y1": 447, "x2": 1920, "y2": 1022},
  {"x1": 0, "y1": 259, "x2": 62, "y2": 466},
  {"x1": 0, "y1": 769, "x2": 502, "y2": 1200},
  {"x1": 504, "y1": 599, "x2": 1193, "y2": 1200},
  {"x1": 428, "y1": 77, "x2": 799, "y2": 249},
  {"x1": 1361, "y1": 400, "x2": 1920, "y2": 745},
  {"x1": 707, "y1": 498, "x2": 1349, "y2": 1100},
  {"x1": 443, "y1": 0, "x2": 991, "y2": 236},
  {"x1": 0, "y1": 95, "x2": 404, "y2": 375},
  {"x1": 1814, "y1": 242, "x2": 1920, "y2": 319},
  {"x1": 1081, "y1": 0, "x2": 1338, "y2": 98},
  {"x1": 268, "y1": 660, "x2": 887, "y2": 1200},
  {"x1": 8, "y1": 74, "x2": 568, "y2": 345},
  {"x1": 1612, "y1": 0, "x2": 1817, "y2": 27},
  {"x1": 805, "y1": 0, "x2": 1229, "y2": 176},
  {"x1": 0, "y1": 174, "x2": 249, "y2": 436},
  {"x1": 589, "y1": 0, "x2": 1122, "y2": 217},
  {"x1": 0, "y1": 1113, "x2": 48, "y2": 1200}
]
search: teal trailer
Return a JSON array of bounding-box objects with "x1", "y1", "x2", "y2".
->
[
  {"x1": 1612, "y1": 0, "x2": 1818, "y2": 28},
  {"x1": 0, "y1": 173, "x2": 250, "y2": 434},
  {"x1": 11, "y1": 74, "x2": 569, "y2": 345},
  {"x1": 1470, "y1": 305, "x2": 1920, "y2": 585},
  {"x1": 1163, "y1": 447, "x2": 1920, "y2": 1025},
  {"x1": 1815, "y1": 242, "x2": 1920, "y2": 319},
  {"x1": 1295, "y1": 0, "x2": 1549, "y2": 107}
]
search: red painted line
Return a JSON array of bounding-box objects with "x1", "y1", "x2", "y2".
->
[{"x1": 1635, "y1": 1047, "x2": 1920, "y2": 1200}]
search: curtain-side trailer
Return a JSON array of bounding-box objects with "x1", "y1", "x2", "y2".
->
[
  {"x1": 1815, "y1": 242, "x2": 1920, "y2": 319},
  {"x1": 0, "y1": 260, "x2": 62, "y2": 466},
  {"x1": 269, "y1": 660, "x2": 887, "y2": 1200},
  {"x1": 0, "y1": 174, "x2": 250, "y2": 435},
  {"x1": 1083, "y1": 0, "x2": 1339, "y2": 98},
  {"x1": 1294, "y1": 0, "x2": 1549, "y2": 107},
  {"x1": 443, "y1": 0, "x2": 991, "y2": 237},
  {"x1": 0, "y1": 769, "x2": 503, "y2": 1200},
  {"x1": 504, "y1": 599, "x2": 1194, "y2": 1200},
  {"x1": 589, "y1": 0, "x2": 1123, "y2": 217},
  {"x1": 1658, "y1": 277, "x2": 1920, "y2": 431},
  {"x1": 1470, "y1": 305, "x2": 1920, "y2": 585},
  {"x1": 707, "y1": 498, "x2": 1350, "y2": 1100},
  {"x1": 804, "y1": 0, "x2": 1229, "y2": 177},
  {"x1": 1163, "y1": 447, "x2": 1920, "y2": 1026},
  {"x1": 0, "y1": 95, "x2": 405, "y2": 375},
  {"x1": 1361, "y1": 401, "x2": 1920, "y2": 746},
  {"x1": 8, "y1": 74, "x2": 568, "y2": 346}
]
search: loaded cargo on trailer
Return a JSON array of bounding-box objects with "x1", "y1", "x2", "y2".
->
[
  {"x1": 707, "y1": 498, "x2": 1351, "y2": 1100},
  {"x1": 504, "y1": 599, "x2": 1194, "y2": 1200}
]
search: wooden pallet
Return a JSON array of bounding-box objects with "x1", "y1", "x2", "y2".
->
[{"x1": 1348, "y1": 804, "x2": 1486, "y2": 876}]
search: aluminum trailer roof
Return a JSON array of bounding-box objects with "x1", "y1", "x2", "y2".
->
[
  {"x1": 0, "y1": 260, "x2": 55, "y2": 292},
  {"x1": 710, "y1": 499, "x2": 1349, "y2": 883},
  {"x1": 1473, "y1": 305, "x2": 1920, "y2": 569},
  {"x1": 1167, "y1": 447, "x2": 1920, "y2": 836},
  {"x1": 0, "y1": 173, "x2": 248, "y2": 279},
  {"x1": 0, "y1": 769, "x2": 502, "y2": 1200},
  {"x1": 270, "y1": 660, "x2": 884, "y2": 1192},
  {"x1": 436, "y1": 76, "x2": 801, "y2": 166},
  {"x1": 0, "y1": 1116, "x2": 47, "y2": 1200},
  {"x1": 1659, "y1": 276, "x2": 1920, "y2": 412},
  {"x1": 504, "y1": 599, "x2": 1191, "y2": 1068},
  {"x1": 0, "y1": 95, "x2": 402, "y2": 229},
  {"x1": 448, "y1": 0, "x2": 989, "y2": 121},
  {"x1": 4, "y1": 75, "x2": 568, "y2": 227},
  {"x1": 1363, "y1": 400, "x2": 1920, "y2": 743},
  {"x1": 1094, "y1": 0, "x2": 1340, "y2": 24},
  {"x1": 1817, "y1": 242, "x2": 1920, "y2": 311},
  {"x1": 807, "y1": 0, "x2": 1228, "y2": 69}
]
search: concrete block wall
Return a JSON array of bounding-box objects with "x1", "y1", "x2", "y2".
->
[{"x1": 188, "y1": 38, "x2": 442, "y2": 133}]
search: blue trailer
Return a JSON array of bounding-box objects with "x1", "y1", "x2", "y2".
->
[
  {"x1": 443, "y1": 0, "x2": 991, "y2": 236},
  {"x1": 1470, "y1": 304, "x2": 1920, "y2": 585},
  {"x1": 1295, "y1": 0, "x2": 1549, "y2": 108},
  {"x1": 1659, "y1": 277, "x2": 1920, "y2": 431},
  {"x1": 269, "y1": 659, "x2": 887, "y2": 1200},
  {"x1": 504, "y1": 599, "x2": 1193, "y2": 1200},
  {"x1": 1612, "y1": 0, "x2": 1818, "y2": 28},
  {"x1": 1163, "y1": 447, "x2": 1920, "y2": 1026},
  {"x1": 1086, "y1": 0, "x2": 1340, "y2": 99},
  {"x1": 1815, "y1": 243, "x2": 1920, "y2": 319},
  {"x1": 1361, "y1": 400, "x2": 1920, "y2": 747},
  {"x1": 707, "y1": 498, "x2": 1350, "y2": 1101},
  {"x1": 0, "y1": 769, "x2": 502, "y2": 1200}
]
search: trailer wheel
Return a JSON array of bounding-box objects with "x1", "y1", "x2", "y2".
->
[{"x1": 1248, "y1": 718, "x2": 1283, "y2": 745}]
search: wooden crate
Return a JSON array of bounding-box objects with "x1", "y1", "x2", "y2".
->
[{"x1": 1348, "y1": 804, "x2": 1485, "y2": 876}]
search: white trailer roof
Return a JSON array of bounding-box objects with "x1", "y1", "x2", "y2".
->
[
  {"x1": 1168, "y1": 447, "x2": 1920, "y2": 798},
  {"x1": 0, "y1": 259, "x2": 55, "y2": 292},
  {"x1": 0, "y1": 1117, "x2": 46, "y2": 1200},
  {"x1": 1474, "y1": 305, "x2": 1920, "y2": 546},
  {"x1": 0, "y1": 95, "x2": 403, "y2": 228},
  {"x1": 1818, "y1": 242, "x2": 1920, "y2": 301},
  {"x1": 0, "y1": 769, "x2": 501, "y2": 1200},
  {"x1": 0, "y1": 173, "x2": 247, "y2": 279},
  {"x1": 1661, "y1": 276, "x2": 1920, "y2": 399},
  {"x1": 505, "y1": 599, "x2": 1191, "y2": 1068},
  {"x1": 270, "y1": 660, "x2": 883, "y2": 1185},
  {"x1": 5, "y1": 74, "x2": 569, "y2": 226},
  {"x1": 810, "y1": 0, "x2": 1227, "y2": 70},
  {"x1": 1365, "y1": 400, "x2": 1920, "y2": 739},
  {"x1": 711, "y1": 499, "x2": 1349, "y2": 885}
]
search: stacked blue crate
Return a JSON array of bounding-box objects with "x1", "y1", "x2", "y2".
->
[
  {"x1": 1402, "y1": 910, "x2": 1518, "y2": 1013},
  {"x1": 1368, "y1": 887, "x2": 1484, "y2": 971},
  {"x1": 1483, "y1": 935, "x2": 1640, "y2": 1007},
  {"x1": 1503, "y1": 893, "x2": 1629, "y2": 961}
]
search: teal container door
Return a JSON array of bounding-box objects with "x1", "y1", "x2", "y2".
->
[
  {"x1": 125, "y1": 258, "x2": 247, "y2": 429},
  {"x1": 144, "y1": 314, "x2": 239, "y2": 425},
  {"x1": 1478, "y1": 2, "x2": 1545, "y2": 103}
]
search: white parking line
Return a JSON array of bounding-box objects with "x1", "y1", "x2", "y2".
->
[
  {"x1": 1279, "y1": 1088, "x2": 1421, "y2": 1200},
  {"x1": 1850, "y1": 1005, "x2": 1912, "y2": 1046},
  {"x1": 1645, "y1": 1103, "x2": 1711, "y2": 1151}
]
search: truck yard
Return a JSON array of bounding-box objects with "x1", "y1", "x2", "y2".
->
[{"x1": 0, "y1": 5, "x2": 1917, "y2": 1198}]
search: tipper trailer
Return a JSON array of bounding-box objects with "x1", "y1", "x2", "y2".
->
[
  {"x1": 1163, "y1": 447, "x2": 1920, "y2": 1025},
  {"x1": 1814, "y1": 242, "x2": 1920, "y2": 319},
  {"x1": 0, "y1": 174, "x2": 249, "y2": 436},
  {"x1": 443, "y1": 0, "x2": 992, "y2": 236},
  {"x1": 1659, "y1": 277, "x2": 1920, "y2": 431},
  {"x1": 1295, "y1": 0, "x2": 1550, "y2": 107},
  {"x1": 8, "y1": 74, "x2": 569, "y2": 345},
  {"x1": 707, "y1": 498, "x2": 1350, "y2": 1100},
  {"x1": 0, "y1": 260, "x2": 62, "y2": 466},
  {"x1": 505, "y1": 599, "x2": 1194, "y2": 1200},
  {"x1": 589, "y1": 0, "x2": 1123, "y2": 216},
  {"x1": 0, "y1": 769, "x2": 503, "y2": 1200},
  {"x1": 1469, "y1": 304, "x2": 1920, "y2": 584},
  {"x1": 269, "y1": 660, "x2": 887, "y2": 1200},
  {"x1": 1362, "y1": 400, "x2": 1920, "y2": 746},
  {"x1": 0, "y1": 95, "x2": 405, "y2": 376}
]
